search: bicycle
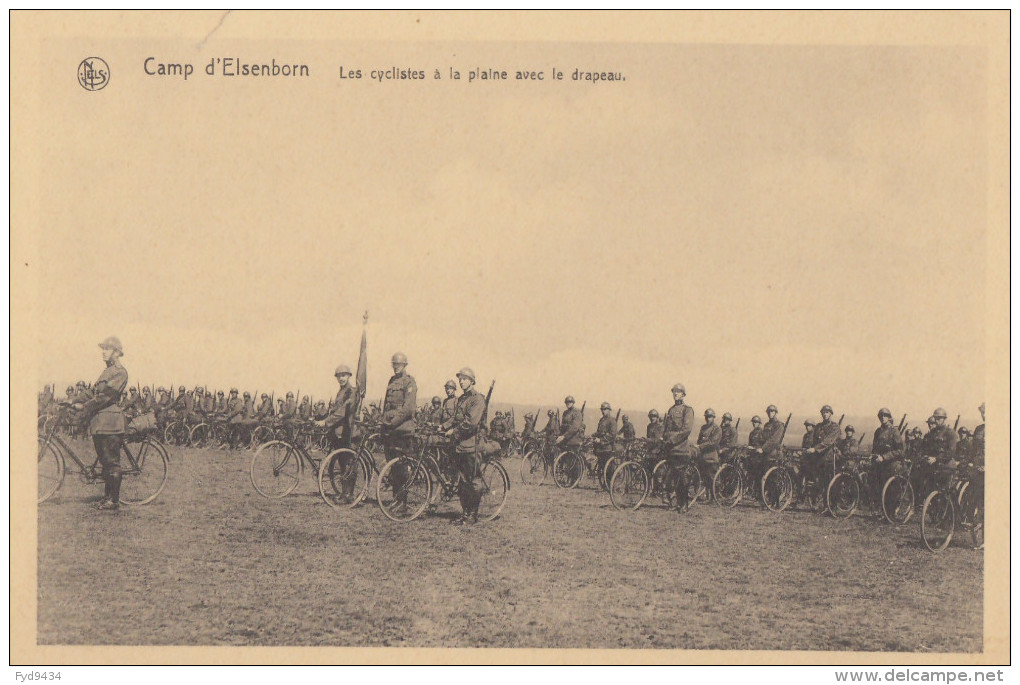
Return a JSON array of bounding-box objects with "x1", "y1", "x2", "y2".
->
[
  {"x1": 825, "y1": 453, "x2": 883, "y2": 518},
  {"x1": 376, "y1": 428, "x2": 510, "y2": 523},
  {"x1": 249, "y1": 436, "x2": 369, "y2": 507},
  {"x1": 711, "y1": 447, "x2": 765, "y2": 508},
  {"x1": 760, "y1": 448, "x2": 833, "y2": 513},
  {"x1": 920, "y1": 461, "x2": 984, "y2": 552},
  {"x1": 552, "y1": 438, "x2": 613, "y2": 491},
  {"x1": 38, "y1": 405, "x2": 170, "y2": 506},
  {"x1": 519, "y1": 435, "x2": 553, "y2": 485}
]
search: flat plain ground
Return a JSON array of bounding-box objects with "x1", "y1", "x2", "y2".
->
[{"x1": 38, "y1": 443, "x2": 982, "y2": 651}]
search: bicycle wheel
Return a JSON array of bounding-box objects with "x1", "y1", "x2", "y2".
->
[
  {"x1": 920, "y1": 490, "x2": 955, "y2": 552},
  {"x1": 826, "y1": 473, "x2": 860, "y2": 519},
  {"x1": 956, "y1": 481, "x2": 984, "y2": 550},
  {"x1": 678, "y1": 463, "x2": 701, "y2": 509},
  {"x1": 520, "y1": 449, "x2": 548, "y2": 486},
  {"x1": 250, "y1": 440, "x2": 302, "y2": 498},
  {"x1": 602, "y1": 456, "x2": 623, "y2": 492},
  {"x1": 761, "y1": 465, "x2": 794, "y2": 512},
  {"x1": 376, "y1": 456, "x2": 431, "y2": 522},
  {"x1": 712, "y1": 463, "x2": 743, "y2": 508},
  {"x1": 165, "y1": 421, "x2": 188, "y2": 447},
  {"x1": 189, "y1": 423, "x2": 211, "y2": 449},
  {"x1": 120, "y1": 439, "x2": 170, "y2": 505},
  {"x1": 38, "y1": 438, "x2": 65, "y2": 503},
  {"x1": 881, "y1": 475, "x2": 914, "y2": 525},
  {"x1": 609, "y1": 461, "x2": 649, "y2": 511},
  {"x1": 651, "y1": 459, "x2": 669, "y2": 497},
  {"x1": 318, "y1": 448, "x2": 369, "y2": 509},
  {"x1": 552, "y1": 451, "x2": 583, "y2": 489},
  {"x1": 477, "y1": 460, "x2": 510, "y2": 521},
  {"x1": 250, "y1": 425, "x2": 274, "y2": 450},
  {"x1": 230, "y1": 425, "x2": 253, "y2": 450}
]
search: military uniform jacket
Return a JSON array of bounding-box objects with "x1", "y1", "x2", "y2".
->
[
  {"x1": 663, "y1": 402, "x2": 695, "y2": 456},
  {"x1": 812, "y1": 420, "x2": 840, "y2": 456},
  {"x1": 801, "y1": 431, "x2": 815, "y2": 449},
  {"x1": 872, "y1": 425, "x2": 904, "y2": 458},
  {"x1": 227, "y1": 397, "x2": 246, "y2": 423},
  {"x1": 282, "y1": 400, "x2": 298, "y2": 420},
  {"x1": 929, "y1": 425, "x2": 958, "y2": 460},
  {"x1": 325, "y1": 384, "x2": 357, "y2": 433},
  {"x1": 720, "y1": 424, "x2": 737, "y2": 450},
  {"x1": 298, "y1": 402, "x2": 312, "y2": 419},
  {"x1": 646, "y1": 420, "x2": 664, "y2": 441},
  {"x1": 543, "y1": 415, "x2": 560, "y2": 436},
  {"x1": 451, "y1": 388, "x2": 486, "y2": 453},
  {"x1": 559, "y1": 407, "x2": 584, "y2": 447},
  {"x1": 748, "y1": 426, "x2": 764, "y2": 447},
  {"x1": 200, "y1": 395, "x2": 215, "y2": 415},
  {"x1": 595, "y1": 415, "x2": 617, "y2": 446},
  {"x1": 972, "y1": 424, "x2": 985, "y2": 464},
  {"x1": 87, "y1": 361, "x2": 128, "y2": 435},
  {"x1": 440, "y1": 396, "x2": 458, "y2": 426},
  {"x1": 836, "y1": 437, "x2": 857, "y2": 457},
  {"x1": 383, "y1": 372, "x2": 417, "y2": 434},
  {"x1": 697, "y1": 423, "x2": 722, "y2": 461},
  {"x1": 256, "y1": 399, "x2": 273, "y2": 420},
  {"x1": 761, "y1": 418, "x2": 785, "y2": 454},
  {"x1": 244, "y1": 398, "x2": 255, "y2": 419},
  {"x1": 620, "y1": 422, "x2": 636, "y2": 441}
]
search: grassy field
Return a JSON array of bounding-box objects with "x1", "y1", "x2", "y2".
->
[{"x1": 37, "y1": 442, "x2": 982, "y2": 651}]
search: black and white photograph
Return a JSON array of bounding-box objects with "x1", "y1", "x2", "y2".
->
[{"x1": 11, "y1": 10, "x2": 1010, "y2": 667}]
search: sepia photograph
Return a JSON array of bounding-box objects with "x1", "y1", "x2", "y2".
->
[{"x1": 10, "y1": 10, "x2": 1010, "y2": 666}]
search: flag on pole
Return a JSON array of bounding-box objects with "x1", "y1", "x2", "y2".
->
[{"x1": 356, "y1": 311, "x2": 368, "y2": 408}]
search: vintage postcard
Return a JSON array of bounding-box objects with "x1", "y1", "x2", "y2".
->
[{"x1": 10, "y1": 11, "x2": 1010, "y2": 665}]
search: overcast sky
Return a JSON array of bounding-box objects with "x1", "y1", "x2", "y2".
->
[{"x1": 33, "y1": 41, "x2": 987, "y2": 423}]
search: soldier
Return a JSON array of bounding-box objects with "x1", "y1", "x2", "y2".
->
[
  {"x1": 140, "y1": 386, "x2": 154, "y2": 414},
  {"x1": 242, "y1": 391, "x2": 255, "y2": 421},
  {"x1": 313, "y1": 400, "x2": 328, "y2": 421},
  {"x1": 317, "y1": 365, "x2": 357, "y2": 450},
  {"x1": 618, "y1": 414, "x2": 636, "y2": 443},
  {"x1": 38, "y1": 384, "x2": 54, "y2": 416},
  {"x1": 955, "y1": 428, "x2": 972, "y2": 461},
  {"x1": 489, "y1": 411, "x2": 506, "y2": 444},
  {"x1": 972, "y1": 403, "x2": 985, "y2": 466},
  {"x1": 215, "y1": 390, "x2": 227, "y2": 414},
  {"x1": 543, "y1": 409, "x2": 560, "y2": 438},
  {"x1": 695, "y1": 408, "x2": 722, "y2": 488},
  {"x1": 443, "y1": 367, "x2": 486, "y2": 525},
  {"x1": 555, "y1": 396, "x2": 584, "y2": 452},
  {"x1": 381, "y1": 352, "x2": 417, "y2": 512},
  {"x1": 154, "y1": 387, "x2": 171, "y2": 424},
  {"x1": 276, "y1": 398, "x2": 285, "y2": 418},
  {"x1": 427, "y1": 396, "x2": 443, "y2": 424},
  {"x1": 200, "y1": 387, "x2": 216, "y2": 418},
  {"x1": 439, "y1": 380, "x2": 459, "y2": 429},
  {"x1": 719, "y1": 413, "x2": 737, "y2": 456},
  {"x1": 802, "y1": 420, "x2": 816, "y2": 449},
  {"x1": 255, "y1": 393, "x2": 274, "y2": 423},
  {"x1": 225, "y1": 388, "x2": 247, "y2": 448},
  {"x1": 592, "y1": 402, "x2": 617, "y2": 472},
  {"x1": 871, "y1": 408, "x2": 905, "y2": 494},
  {"x1": 837, "y1": 425, "x2": 858, "y2": 457},
  {"x1": 72, "y1": 337, "x2": 128, "y2": 511},
  {"x1": 662, "y1": 384, "x2": 695, "y2": 507},
  {"x1": 929, "y1": 407, "x2": 958, "y2": 462},
  {"x1": 521, "y1": 412, "x2": 537, "y2": 442},
  {"x1": 124, "y1": 387, "x2": 140, "y2": 414},
  {"x1": 281, "y1": 392, "x2": 298, "y2": 426},
  {"x1": 748, "y1": 416, "x2": 764, "y2": 448},
  {"x1": 298, "y1": 395, "x2": 313, "y2": 421},
  {"x1": 172, "y1": 385, "x2": 190, "y2": 422},
  {"x1": 803, "y1": 405, "x2": 840, "y2": 486},
  {"x1": 750, "y1": 406, "x2": 784, "y2": 484},
  {"x1": 63, "y1": 385, "x2": 77, "y2": 404},
  {"x1": 646, "y1": 409, "x2": 664, "y2": 441}
]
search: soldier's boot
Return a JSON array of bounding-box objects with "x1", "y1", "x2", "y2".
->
[
  {"x1": 96, "y1": 476, "x2": 112, "y2": 508},
  {"x1": 99, "y1": 472, "x2": 122, "y2": 511}
]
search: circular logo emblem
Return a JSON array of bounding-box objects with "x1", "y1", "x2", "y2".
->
[{"x1": 77, "y1": 57, "x2": 110, "y2": 91}]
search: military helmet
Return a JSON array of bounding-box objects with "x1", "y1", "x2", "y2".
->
[
  {"x1": 926, "y1": 416, "x2": 937, "y2": 426},
  {"x1": 230, "y1": 388, "x2": 238, "y2": 394},
  {"x1": 600, "y1": 401, "x2": 611, "y2": 410},
  {"x1": 302, "y1": 395, "x2": 309, "y2": 401},
  {"x1": 77, "y1": 381, "x2": 86, "y2": 388},
  {"x1": 648, "y1": 409, "x2": 659, "y2": 418},
  {"x1": 525, "y1": 412, "x2": 534, "y2": 418},
  {"x1": 335, "y1": 364, "x2": 352, "y2": 376},
  {"x1": 196, "y1": 386, "x2": 204, "y2": 394},
  {"x1": 820, "y1": 404, "x2": 833, "y2": 414},
  {"x1": 391, "y1": 352, "x2": 408, "y2": 365},
  {"x1": 286, "y1": 392, "x2": 294, "y2": 398},
  {"x1": 129, "y1": 387, "x2": 137, "y2": 394},
  {"x1": 444, "y1": 380, "x2": 457, "y2": 390},
  {"x1": 261, "y1": 393, "x2": 269, "y2": 399},
  {"x1": 66, "y1": 385, "x2": 74, "y2": 393},
  {"x1": 671, "y1": 383, "x2": 686, "y2": 394},
  {"x1": 99, "y1": 336, "x2": 123, "y2": 355},
  {"x1": 878, "y1": 407, "x2": 892, "y2": 419},
  {"x1": 179, "y1": 385, "x2": 186, "y2": 392},
  {"x1": 495, "y1": 411, "x2": 503, "y2": 417},
  {"x1": 548, "y1": 409, "x2": 555, "y2": 416},
  {"x1": 142, "y1": 386, "x2": 150, "y2": 393},
  {"x1": 766, "y1": 404, "x2": 778, "y2": 413},
  {"x1": 432, "y1": 396, "x2": 441, "y2": 405},
  {"x1": 705, "y1": 408, "x2": 716, "y2": 418},
  {"x1": 564, "y1": 395, "x2": 575, "y2": 404},
  {"x1": 957, "y1": 427, "x2": 969, "y2": 436},
  {"x1": 157, "y1": 386, "x2": 165, "y2": 392},
  {"x1": 243, "y1": 391, "x2": 250, "y2": 398},
  {"x1": 456, "y1": 367, "x2": 476, "y2": 382},
  {"x1": 722, "y1": 412, "x2": 732, "y2": 421},
  {"x1": 845, "y1": 425, "x2": 855, "y2": 433},
  {"x1": 217, "y1": 390, "x2": 224, "y2": 396},
  {"x1": 751, "y1": 415, "x2": 762, "y2": 424},
  {"x1": 804, "y1": 419, "x2": 814, "y2": 427},
  {"x1": 933, "y1": 407, "x2": 948, "y2": 419},
  {"x1": 622, "y1": 414, "x2": 629, "y2": 421}
]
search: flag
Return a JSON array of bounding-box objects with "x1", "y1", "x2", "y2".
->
[{"x1": 356, "y1": 312, "x2": 368, "y2": 405}]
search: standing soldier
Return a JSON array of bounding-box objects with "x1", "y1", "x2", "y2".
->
[
  {"x1": 555, "y1": 396, "x2": 584, "y2": 453},
  {"x1": 200, "y1": 387, "x2": 216, "y2": 418},
  {"x1": 439, "y1": 380, "x2": 459, "y2": 429},
  {"x1": 215, "y1": 390, "x2": 227, "y2": 414},
  {"x1": 281, "y1": 392, "x2": 298, "y2": 427},
  {"x1": 173, "y1": 385, "x2": 190, "y2": 423},
  {"x1": 225, "y1": 388, "x2": 246, "y2": 448},
  {"x1": 646, "y1": 409, "x2": 664, "y2": 441},
  {"x1": 929, "y1": 407, "x2": 958, "y2": 461},
  {"x1": 972, "y1": 403, "x2": 985, "y2": 466},
  {"x1": 443, "y1": 367, "x2": 486, "y2": 525},
  {"x1": 748, "y1": 416, "x2": 765, "y2": 448},
  {"x1": 802, "y1": 420, "x2": 816, "y2": 448},
  {"x1": 317, "y1": 365, "x2": 357, "y2": 450},
  {"x1": 750, "y1": 406, "x2": 784, "y2": 486},
  {"x1": 662, "y1": 384, "x2": 695, "y2": 508},
  {"x1": 521, "y1": 412, "x2": 537, "y2": 442},
  {"x1": 276, "y1": 398, "x2": 285, "y2": 419},
  {"x1": 242, "y1": 391, "x2": 255, "y2": 421},
  {"x1": 426, "y1": 396, "x2": 442, "y2": 425},
  {"x1": 803, "y1": 405, "x2": 840, "y2": 486},
  {"x1": 618, "y1": 414, "x2": 636, "y2": 444},
  {"x1": 256, "y1": 393, "x2": 274, "y2": 424},
  {"x1": 695, "y1": 408, "x2": 722, "y2": 489},
  {"x1": 139, "y1": 386, "x2": 154, "y2": 413},
  {"x1": 837, "y1": 425, "x2": 858, "y2": 457},
  {"x1": 719, "y1": 413, "x2": 737, "y2": 456},
  {"x1": 381, "y1": 352, "x2": 417, "y2": 512},
  {"x1": 543, "y1": 409, "x2": 559, "y2": 439},
  {"x1": 871, "y1": 408, "x2": 905, "y2": 497},
  {"x1": 592, "y1": 402, "x2": 617, "y2": 473},
  {"x1": 72, "y1": 337, "x2": 128, "y2": 511},
  {"x1": 298, "y1": 395, "x2": 313, "y2": 421}
]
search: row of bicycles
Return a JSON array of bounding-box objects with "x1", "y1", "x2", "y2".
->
[
  {"x1": 247, "y1": 425, "x2": 511, "y2": 523},
  {"x1": 517, "y1": 436, "x2": 984, "y2": 553}
]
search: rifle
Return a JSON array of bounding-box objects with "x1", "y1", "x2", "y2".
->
[
  {"x1": 838, "y1": 413, "x2": 845, "y2": 427},
  {"x1": 778, "y1": 412, "x2": 793, "y2": 450},
  {"x1": 735, "y1": 417, "x2": 741, "y2": 432},
  {"x1": 858, "y1": 433, "x2": 866, "y2": 447},
  {"x1": 480, "y1": 380, "x2": 496, "y2": 429},
  {"x1": 615, "y1": 408, "x2": 621, "y2": 423},
  {"x1": 897, "y1": 414, "x2": 907, "y2": 432},
  {"x1": 953, "y1": 414, "x2": 960, "y2": 432}
]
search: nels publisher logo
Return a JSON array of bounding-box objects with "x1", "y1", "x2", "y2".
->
[{"x1": 77, "y1": 57, "x2": 110, "y2": 91}]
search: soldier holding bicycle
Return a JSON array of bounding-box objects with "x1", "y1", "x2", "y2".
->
[
  {"x1": 696, "y1": 408, "x2": 722, "y2": 490},
  {"x1": 316, "y1": 365, "x2": 357, "y2": 450},
  {"x1": 592, "y1": 402, "x2": 617, "y2": 473},
  {"x1": 72, "y1": 336, "x2": 129, "y2": 511},
  {"x1": 871, "y1": 407, "x2": 905, "y2": 491},
  {"x1": 803, "y1": 405, "x2": 840, "y2": 487},
  {"x1": 381, "y1": 352, "x2": 418, "y2": 513},
  {"x1": 444, "y1": 367, "x2": 488, "y2": 525},
  {"x1": 555, "y1": 396, "x2": 583, "y2": 451}
]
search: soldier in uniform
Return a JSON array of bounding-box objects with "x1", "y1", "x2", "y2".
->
[
  {"x1": 750, "y1": 406, "x2": 784, "y2": 486},
  {"x1": 618, "y1": 414, "x2": 636, "y2": 444},
  {"x1": 646, "y1": 409, "x2": 664, "y2": 441},
  {"x1": 225, "y1": 388, "x2": 246, "y2": 448},
  {"x1": 955, "y1": 428, "x2": 972, "y2": 461},
  {"x1": 215, "y1": 390, "x2": 227, "y2": 414},
  {"x1": 281, "y1": 392, "x2": 298, "y2": 428},
  {"x1": 139, "y1": 386, "x2": 154, "y2": 414},
  {"x1": 298, "y1": 395, "x2": 313, "y2": 421},
  {"x1": 276, "y1": 398, "x2": 286, "y2": 419},
  {"x1": 72, "y1": 337, "x2": 128, "y2": 511},
  {"x1": 521, "y1": 412, "x2": 537, "y2": 442},
  {"x1": 972, "y1": 403, "x2": 985, "y2": 466},
  {"x1": 439, "y1": 380, "x2": 459, "y2": 429},
  {"x1": 543, "y1": 409, "x2": 559, "y2": 438},
  {"x1": 929, "y1": 407, "x2": 958, "y2": 462},
  {"x1": 256, "y1": 393, "x2": 274, "y2": 424},
  {"x1": 719, "y1": 413, "x2": 737, "y2": 456},
  {"x1": 242, "y1": 391, "x2": 255, "y2": 421},
  {"x1": 200, "y1": 387, "x2": 216, "y2": 418},
  {"x1": 695, "y1": 409, "x2": 722, "y2": 490},
  {"x1": 662, "y1": 383, "x2": 695, "y2": 508},
  {"x1": 871, "y1": 408, "x2": 905, "y2": 493},
  {"x1": 592, "y1": 402, "x2": 617, "y2": 472},
  {"x1": 317, "y1": 365, "x2": 357, "y2": 450},
  {"x1": 837, "y1": 425, "x2": 858, "y2": 457},
  {"x1": 803, "y1": 405, "x2": 840, "y2": 487},
  {"x1": 555, "y1": 396, "x2": 584, "y2": 452},
  {"x1": 748, "y1": 416, "x2": 764, "y2": 448},
  {"x1": 381, "y1": 352, "x2": 417, "y2": 512},
  {"x1": 427, "y1": 396, "x2": 443, "y2": 425},
  {"x1": 443, "y1": 367, "x2": 487, "y2": 525},
  {"x1": 802, "y1": 420, "x2": 816, "y2": 449}
]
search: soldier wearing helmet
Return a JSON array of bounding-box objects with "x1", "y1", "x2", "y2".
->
[
  {"x1": 439, "y1": 380, "x2": 459, "y2": 429},
  {"x1": 379, "y1": 353, "x2": 418, "y2": 512},
  {"x1": 719, "y1": 413, "x2": 737, "y2": 455},
  {"x1": 591, "y1": 402, "x2": 617, "y2": 472},
  {"x1": 298, "y1": 395, "x2": 313, "y2": 421},
  {"x1": 224, "y1": 388, "x2": 247, "y2": 448},
  {"x1": 696, "y1": 409, "x2": 722, "y2": 487},
  {"x1": 556, "y1": 396, "x2": 584, "y2": 450},
  {"x1": 618, "y1": 414, "x2": 636, "y2": 443},
  {"x1": 646, "y1": 409, "x2": 664, "y2": 441},
  {"x1": 521, "y1": 412, "x2": 538, "y2": 442},
  {"x1": 757, "y1": 405, "x2": 785, "y2": 458},
  {"x1": 662, "y1": 383, "x2": 694, "y2": 462},
  {"x1": 837, "y1": 425, "x2": 858, "y2": 457},
  {"x1": 215, "y1": 390, "x2": 227, "y2": 414},
  {"x1": 748, "y1": 416, "x2": 764, "y2": 448},
  {"x1": 543, "y1": 408, "x2": 560, "y2": 439},
  {"x1": 972, "y1": 403, "x2": 985, "y2": 466},
  {"x1": 440, "y1": 367, "x2": 490, "y2": 524},
  {"x1": 200, "y1": 388, "x2": 216, "y2": 417},
  {"x1": 72, "y1": 336, "x2": 128, "y2": 511},
  {"x1": 928, "y1": 407, "x2": 958, "y2": 462},
  {"x1": 871, "y1": 407, "x2": 905, "y2": 490},
  {"x1": 255, "y1": 392, "x2": 274, "y2": 424},
  {"x1": 317, "y1": 364, "x2": 357, "y2": 451},
  {"x1": 802, "y1": 419, "x2": 816, "y2": 449},
  {"x1": 803, "y1": 405, "x2": 840, "y2": 486}
]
